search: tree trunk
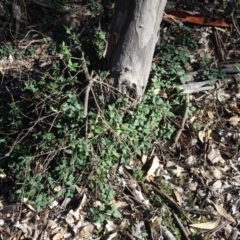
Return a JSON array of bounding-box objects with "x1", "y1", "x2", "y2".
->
[{"x1": 107, "y1": 0, "x2": 167, "y2": 106}]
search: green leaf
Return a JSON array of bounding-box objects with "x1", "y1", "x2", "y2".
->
[
  {"x1": 113, "y1": 210, "x2": 122, "y2": 218},
  {"x1": 65, "y1": 149, "x2": 73, "y2": 154}
]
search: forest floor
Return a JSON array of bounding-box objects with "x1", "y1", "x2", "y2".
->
[{"x1": 1, "y1": 0, "x2": 240, "y2": 239}]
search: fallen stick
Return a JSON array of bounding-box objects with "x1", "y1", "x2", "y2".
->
[{"x1": 173, "y1": 94, "x2": 189, "y2": 145}]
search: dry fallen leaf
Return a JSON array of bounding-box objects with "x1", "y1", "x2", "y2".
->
[
  {"x1": 141, "y1": 155, "x2": 147, "y2": 164},
  {"x1": 49, "y1": 200, "x2": 58, "y2": 209},
  {"x1": 173, "y1": 189, "x2": 183, "y2": 203},
  {"x1": 165, "y1": 10, "x2": 231, "y2": 26},
  {"x1": 213, "y1": 203, "x2": 236, "y2": 223},
  {"x1": 198, "y1": 131, "x2": 205, "y2": 143},
  {"x1": 228, "y1": 116, "x2": 240, "y2": 126},
  {"x1": 14, "y1": 221, "x2": 32, "y2": 235},
  {"x1": 25, "y1": 203, "x2": 36, "y2": 212},
  {"x1": 114, "y1": 201, "x2": 128, "y2": 209},
  {"x1": 105, "y1": 220, "x2": 118, "y2": 233},
  {"x1": 207, "y1": 111, "x2": 214, "y2": 119},
  {"x1": 204, "y1": 168, "x2": 222, "y2": 180},
  {"x1": 93, "y1": 201, "x2": 102, "y2": 207},
  {"x1": 228, "y1": 104, "x2": 240, "y2": 115},
  {"x1": 153, "y1": 89, "x2": 168, "y2": 98},
  {"x1": 153, "y1": 89, "x2": 161, "y2": 95},
  {"x1": 78, "y1": 224, "x2": 95, "y2": 239},
  {"x1": 189, "y1": 218, "x2": 221, "y2": 230},
  {"x1": 9, "y1": 54, "x2": 13, "y2": 64},
  {"x1": 198, "y1": 129, "x2": 212, "y2": 143},
  {"x1": 187, "y1": 180, "x2": 198, "y2": 191},
  {"x1": 48, "y1": 220, "x2": 59, "y2": 234},
  {"x1": 185, "y1": 155, "x2": 196, "y2": 165},
  {"x1": 53, "y1": 229, "x2": 66, "y2": 240},
  {"x1": 210, "y1": 180, "x2": 222, "y2": 191},
  {"x1": 54, "y1": 185, "x2": 62, "y2": 192},
  {"x1": 167, "y1": 165, "x2": 185, "y2": 177},
  {"x1": 224, "y1": 224, "x2": 233, "y2": 239},
  {"x1": 106, "y1": 232, "x2": 118, "y2": 240},
  {"x1": 149, "y1": 216, "x2": 176, "y2": 240},
  {"x1": 146, "y1": 156, "x2": 160, "y2": 181},
  {"x1": 208, "y1": 144, "x2": 225, "y2": 164},
  {"x1": 65, "y1": 212, "x2": 75, "y2": 227},
  {"x1": 129, "y1": 180, "x2": 150, "y2": 206}
]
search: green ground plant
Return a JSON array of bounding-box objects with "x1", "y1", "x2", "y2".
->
[
  {"x1": 201, "y1": 68, "x2": 226, "y2": 80},
  {"x1": 169, "y1": 25, "x2": 198, "y2": 49},
  {"x1": 153, "y1": 43, "x2": 190, "y2": 85},
  {"x1": 149, "y1": 188, "x2": 182, "y2": 240},
  {"x1": 0, "y1": 19, "x2": 197, "y2": 225},
  {"x1": 132, "y1": 166, "x2": 144, "y2": 182},
  {"x1": 0, "y1": 25, "x2": 179, "y2": 214},
  {"x1": 162, "y1": 211, "x2": 182, "y2": 240},
  {"x1": 88, "y1": 0, "x2": 102, "y2": 11}
]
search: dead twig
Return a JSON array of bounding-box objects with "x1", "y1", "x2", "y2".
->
[
  {"x1": 0, "y1": 129, "x2": 24, "y2": 159},
  {"x1": 19, "y1": 39, "x2": 48, "y2": 50},
  {"x1": 172, "y1": 212, "x2": 191, "y2": 240},
  {"x1": 0, "y1": 109, "x2": 60, "y2": 159},
  {"x1": 179, "y1": 80, "x2": 216, "y2": 94},
  {"x1": 83, "y1": 79, "x2": 93, "y2": 118},
  {"x1": 160, "y1": 225, "x2": 176, "y2": 240},
  {"x1": 150, "y1": 180, "x2": 192, "y2": 223},
  {"x1": 81, "y1": 50, "x2": 91, "y2": 118},
  {"x1": 125, "y1": 232, "x2": 135, "y2": 240},
  {"x1": 214, "y1": 29, "x2": 225, "y2": 62},
  {"x1": 0, "y1": 226, "x2": 11, "y2": 237},
  {"x1": 173, "y1": 94, "x2": 189, "y2": 146},
  {"x1": 231, "y1": 12, "x2": 240, "y2": 36},
  {"x1": 204, "y1": 222, "x2": 228, "y2": 240},
  {"x1": 81, "y1": 51, "x2": 99, "y2": 118}
]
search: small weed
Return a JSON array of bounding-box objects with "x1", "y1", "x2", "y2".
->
[
  {"x1": 150, "y1": 192, "x2": 163, "y2": 204},
  {"x1": 132, "y1": 167, "x2": 144, "y2": 182},
  {"x1": 88, "y1": 0, "x2": 102, "y2": 11},
  {"x1": 93, "y1": 30, "x2": 106, "y2": 58},
  {"x1": 149, "y1": 185, "x2": 182, "y2": 240},
  {"x1": 201, "y1": 69, "x2": 226, "y2": 80},
  {"x1": 235, "y1": 61, "x2": 240, "y2": 70},
  {"x1": 201, "y1": 57, "x2": 211, "y2": 68},
  {"x1": 81, "y1": 28, "x2": 106, "y2": 68},
  {"x1": 161, "y1": 211, "x2": 182, "y2": 240},
  {"x1": 153, "y1": 43, "x2": 189, "y2": 85},
  {"x1": 193, "y1": 123, "x2": 202, "y2": 131},
  {"x1": 235, "y1": 138, "x2": 240, "y2": 147},
  {"x1": 89, "y1": 204, "x2": 122, "y2": 222},
  {"x1": 188, "y1": 103, "x2": 197, "y2": 116},
  {"x1": 0, "y1": 45, "x2": 14, "y2": 56},
  {"x1": 170, "y1": 25, "x2": 197, "y2": 49},
  {"x1": 161, "y1": 181, "x2": 173, "y2": 196}
]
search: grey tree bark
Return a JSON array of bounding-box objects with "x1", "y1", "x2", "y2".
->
[{"x1": 106, "y1": 0, "x2": 167, "y2": 106}]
